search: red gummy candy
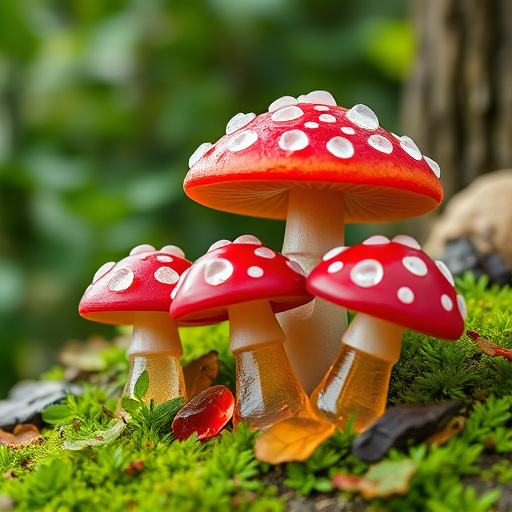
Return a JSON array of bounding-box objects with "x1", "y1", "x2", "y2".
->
[{"x1": 172, "y1": 385, "x2": 235, "y2": 441}]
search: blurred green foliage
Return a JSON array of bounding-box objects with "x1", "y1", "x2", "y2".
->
[{"x1": 0, "y1": 0, "x2": 411, "y2": 396}]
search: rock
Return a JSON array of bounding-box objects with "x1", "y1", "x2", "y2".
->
[
  {"x1": 352, "y1": 401, "x2": 463, "y2": 463},
  {"x1": 424, "y1": 169, "x2": 512, "y2": 284},
  {"x1": 0, "y1": 380, "x2": 82, "y2": 431}
]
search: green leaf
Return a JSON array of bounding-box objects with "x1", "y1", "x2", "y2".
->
[
  {"x1": 120, "y1": 397, "x2": 141, "y2": 417},
  {"x1": 133, "y1": 370, "x2": 149, "y2": 400},
  {"x1": 152, "y1": 396, "x2": 185, "y2": 431},
  {"x1": 41, "y1": 404, "x2": 75, "y2": 425}
]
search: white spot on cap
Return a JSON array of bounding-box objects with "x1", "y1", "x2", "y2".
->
[
  {"x1": 368, "y1": 134, "x2": 393, "y2": 154},
  {"x1": 303, "y1": 91, "x2": 337, "y2": 106},
  {"x1": 234, "y1": 234, "x2": 261, "y2": 245},
  {"x1": 328, "y1": 261, "x2": 344, "y2": 273},
  {"x1": 323, "y1": 246, "x2": 348, "y2": 261},
  {"x1": 130, "y1": 244, "x2": 155, "y2": 255},
  {"x1": 271, "y1": 106, "x2": 304, "y2": 122},
  {"x1": 189, "y1": 142, "x2": 213, "y2": 168},
  {"x1": 436, "y1": 260, "x2": 455, "y2": 286},
  {"x1": 157, "y1": 255, "x2": 174, "y2": 263},
  {"x1": 326, "y1": 137, "x2": 354, "y2": 159},
  {"x1": 171, "y1": 267, "x2": 190, "y2": 300},
  {"x1": 208, "y1": 240, "x2": 232, "y2": 252},
  {"x1": 424, "y1": 156, "x2": 441, "y2": 178},
  {"x1": 400, "y1": 136, "x2": 422, "y2": 160},
  {"x1": 346, "y1": 104, "x2": 379, "y2": 130},
  {"x1": 397, "y1": 287, "x2": 414, "y2": 304},
  {"x1": 363, "y1": 235, "x2": 390, "y2": 245},
  {"x1": 319, "y1": 114, "x2": 336, "y2": 123},
  {"x1": 204, "y1": 258, "x2": 234, "y2": 286},
  {"x1": 268, "y1": 96, "x2": 297, "y2": 112},
  {"x1": 341, "y1": 127, "x2": 355, "y2": 135},
  {"x1": 255, "y1": 247, "x2": 275, "y2": 259},
  {"x1": 93, "y1": 262, "x2": 116, "y2": 283},
  {"x1": 226, "y1": 112, "x2": 256, "y2": 135},
  {"x1": 229, "y1": 130, "x2": 258, "y2": 152},
  {"x1": 314, "y1": 105, "x2": 330, "y2": 112},
  {"x1": 441, "y1": 294, "x2": 453, "y2": 311},
  {"x1": 161, "y1": 245, "x2": 186, "y2": 259},
  {"x1": 109, "y1": 268, "x2": 134, "y2": 292},
  {"x1": 248, "y1": 266, "x2": 264, "y2": 278},
  {"x1": 402, "y1": 256, "x2": 428, "y2": 277},
  {"x1": 392, "y1": 235, "x2": 421, "y2": 249},
  {"x1": 279, "y1": 130, "x2": 309, "y2": 151},
  {"x1": 457, "y1": 295, "x2": 467, "y2": 320},
  {"x1": 154, "y1": 267, "x2": 179, "y2": 285},
  {"x1": 304, "y1": 122, "x2": 319, "y2": 129},
  {"x1": 350, "y1": 259, "x2": 384, "y2": 288},
  {"x1": 286, "y1": 260, "x2": 305, "y2": 276}
]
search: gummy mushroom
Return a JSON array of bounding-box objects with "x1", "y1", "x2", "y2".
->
[
  {"x1": 184, "y1": 90, "x2": 444, "y2": 394},
  {"x1": 79, "y1": 245, "x2": 191, "y2": 405},
  {"x1": 307, "y1": 235, "x2": 466, "y2": 433},
  {"x1": 170, "y1": 235, "x2": 313, "y2": 430}
]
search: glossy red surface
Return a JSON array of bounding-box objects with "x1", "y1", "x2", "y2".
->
[{"x1": 172, "y1": 385, "x2": 235, "y2": 441}]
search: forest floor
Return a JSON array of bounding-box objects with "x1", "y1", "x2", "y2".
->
[{"x1": 0, "y1": 273, "x2": 511, "y2": 512}]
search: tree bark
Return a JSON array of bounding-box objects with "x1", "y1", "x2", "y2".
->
[{"x1": 403, "y1": 0, "x2": 512, "y2": 202}]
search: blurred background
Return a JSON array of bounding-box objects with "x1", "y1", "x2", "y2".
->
[{"x1": 1, "y1": 0, "x2": 511, "y2": 396}]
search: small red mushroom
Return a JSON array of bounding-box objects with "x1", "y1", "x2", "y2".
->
[
  {"x1": 79, "y1": 244, "x2": 191, "y2": 405},
  {"x1": 170, "y1": 235, "x2": 313, "y2": 430},
  {"x1": 185, "y1": 90, "x2": 444, "y2": 394},
  {"x1": 307, "y1": 235, "x2": 466, "y2": 432}
]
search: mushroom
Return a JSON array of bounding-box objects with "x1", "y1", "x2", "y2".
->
[
  {"x1": 79, "y1": 244, "x2": 191, "y2": 405},
  {"x1": 170, "y1": 235, "x2": 312, "y2": 430},
  {"x1": 184, "y1": 90, "x2": 444, "y2": 393},
  {"x1": 306, "y1": 235, "x2": 466, "y2": 432}
]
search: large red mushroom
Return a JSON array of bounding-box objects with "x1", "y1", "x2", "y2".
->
[
  {"x1": 79, "y1": 244, "x2": 191, "y2": 405},
  {"x1": 170, "y1": 235, "x2": 312, "y2": 430},
  {"x1": 307, "y1": 235, "x2": 466, "y2": 432},
  {"x1": 184, "y1": 90, "x2": 443, "y2": 393}
]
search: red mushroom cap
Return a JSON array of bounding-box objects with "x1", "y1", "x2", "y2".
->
[
  {"x1": 306, "y1": 235, "x2": 466, "y2": 339},
  {"x1": 79, "y1": 244, "x2": 191, "y2": 325},
  {"x1": 170, "y1": 235, "x2": 313, "y2": 325},
  {"x1": 185, "y1": 91, "x2": 442, "y2": 222}
]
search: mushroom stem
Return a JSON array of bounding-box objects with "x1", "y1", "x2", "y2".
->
[
  {"x1": 123, "y1": 311, "x2": 186, "y2": 404},
  {"x1": 279, "y1": 187, "x2": 348, "y2": 393},
  {"x1": 310, "y1": 313, "x2": 404, "y2": 432},
  {"x1": 228, "y1": 300, "x2": 310, "y2": 429}
]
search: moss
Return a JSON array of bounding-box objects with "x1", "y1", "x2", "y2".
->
[{"x1": 1, "y1": 275, "x2": 512, "y2": 511}]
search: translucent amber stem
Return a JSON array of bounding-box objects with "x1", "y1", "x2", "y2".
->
[
  {"x1": 229, "y1": 300, "x2": 310, "y2": 429},
  {"x1": 122, "y1": 311, "x2": 186, "y2": 406},
  {"x1": 280, "y1": 187, "x2": 347, "y2": 394},
  {"x1": 233, "y1": 343, "x2": 310, "y2": 430},
  {"x1": 310, "y1": 314, "x2": 404, "y2": 433},
  {"x1": 124, "y1": 353, "x2": 186, "y2": 404}
]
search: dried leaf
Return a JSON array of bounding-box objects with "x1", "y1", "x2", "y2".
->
[
  {"x1": 254, "y1": 417, "x2": 335, "y2": 465},
  {"x1": 57, "y1": 336, "x2": 110, "y2": 372},
  {"x1": 183, "y1": 351, "x2": 220, "y2": 399},
  {"x1": 426, "y1": 416, "x2": 465, "y2": 446},
  {"x1": 467, "y1": 330, "x2": 512, "y2": 361},
  {"x1": 0, "y1": 424, "x2": 41, "y2": 447},
  {"x1": 332, "y1": 459, "x2": 418, "y2": 499},
  {"x1": 352, "y1": 401, "x2": 462, "y2": 463}
]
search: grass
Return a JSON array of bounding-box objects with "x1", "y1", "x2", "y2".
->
[{"x1": 1, "y1": 274, "x2": 511, "y2": 511}]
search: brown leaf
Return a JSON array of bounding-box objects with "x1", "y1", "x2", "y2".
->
[
  {"x1": 183, "y1": 351, "x2": 220, "y2": 399},
  {"x1": 332, "y1": 459, "x2": 418, "y2": 499},
  {"x1": 254, "y1": 417, "x2": 335, "y2": 464},
  {"x1": 57, "y1": 336, "x2": 111, "y2": 372},
  {"x1": 0, "y1": 424, "x2": 41, "y2": 447},
  {"x1": 467, "y1": 330, "x2": 512, "y2": 361},
  {"x1": 426, "y1": 416, "x2": 465, "y2": 446}
]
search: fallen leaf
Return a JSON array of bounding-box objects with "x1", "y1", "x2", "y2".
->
[
  {"x1": 0, "y1": 424, "x2": 41, "y2": 447},
  {"x1": 332, "y1": 459, "x2": 418, "y2": 499},
  {"x1": 183, "y1": 351, "x2": 220, "y2": 399},
  {"x1": 467, "y1": 330, "x2": 512, "y2": 361},
  {"x1": 426, "y1": 416, "x2": 465, "y2": 446},
  {"x1": 254, "y1": 417, "x2": 335, "y2": 465},
  {"x1": 57, "y1": 336, "x2": 110, "y2": 372},
  {"x1": 63, "y1": 420, "x2": 125, "y2": 450},
  {"x1": 124, "y1": 460, "x2": 144, "y2": 476},
  {"x1": 352, "y1": 401, "x2": 462, "y2": 463}
]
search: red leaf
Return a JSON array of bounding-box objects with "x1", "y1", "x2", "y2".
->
[{"x1": 468, "y1": 330, "x2": 512, "y2": 362}]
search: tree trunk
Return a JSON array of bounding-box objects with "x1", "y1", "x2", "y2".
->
[{"x1": 403, "y1": 0, "x2": 512, "y2": 203}]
